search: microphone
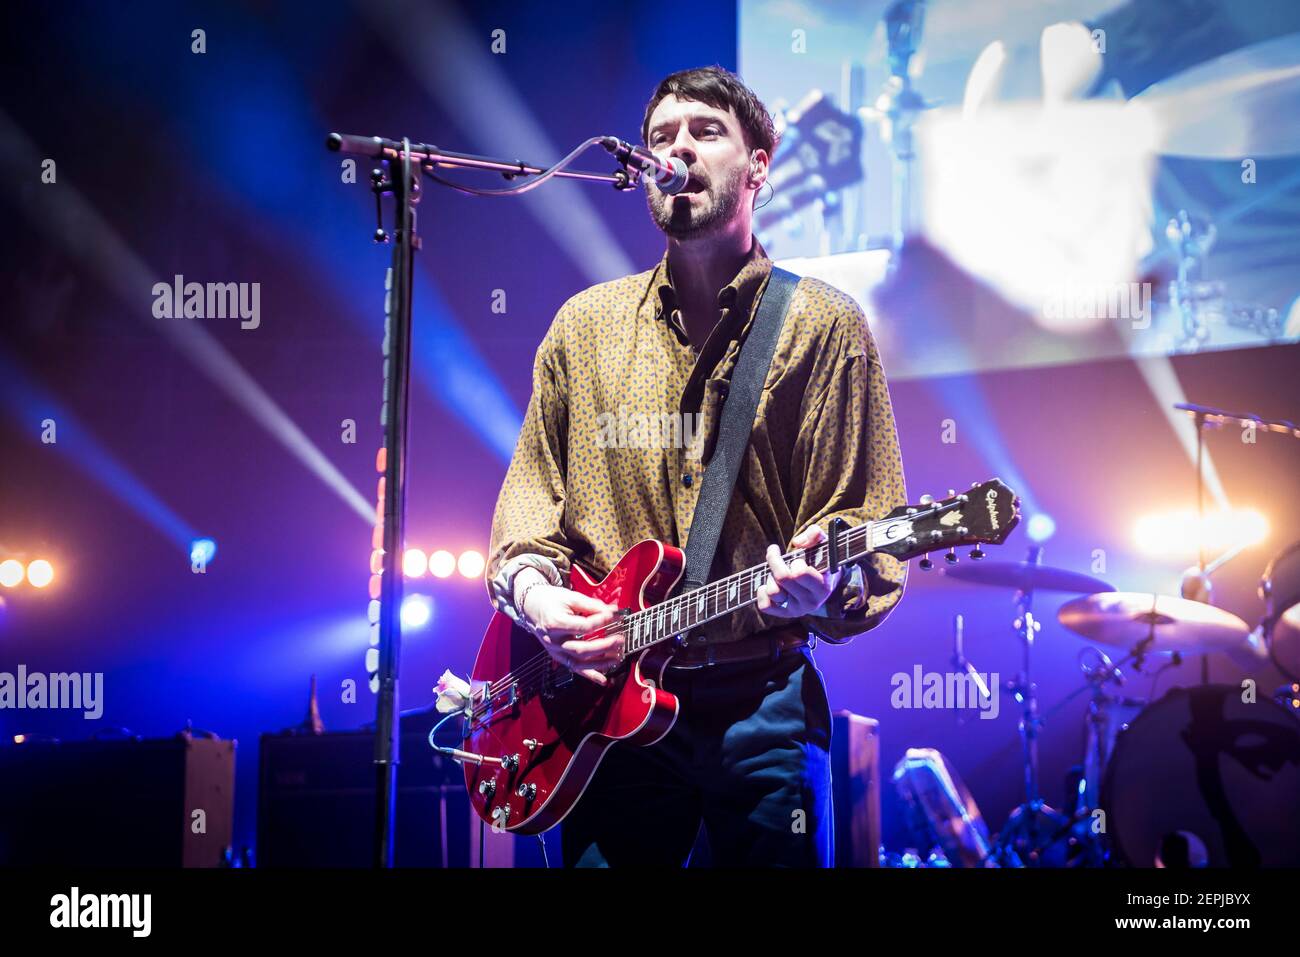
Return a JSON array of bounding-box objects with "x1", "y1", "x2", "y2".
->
[{"x1": 600, "y1": 137, "x2": 689, "y2": 194}]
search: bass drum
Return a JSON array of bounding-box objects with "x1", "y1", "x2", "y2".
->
[
  {"x1": 1101, "y1": 684, "x2": 1300, "y2": 867},
  {"x1": 1262, "y1": 541, "x2": 1300, "y2": 647}
]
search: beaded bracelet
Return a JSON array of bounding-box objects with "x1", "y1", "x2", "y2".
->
[{"x1": 514, "y1": 578, "x2": 547, "y2": 624}]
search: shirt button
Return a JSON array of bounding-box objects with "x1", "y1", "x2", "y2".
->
[{"x1": 681, "y1": 473, "x2": 693, "y2": 488}]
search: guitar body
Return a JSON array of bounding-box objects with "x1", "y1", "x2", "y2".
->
[
  {"x1": 464, "y1": 539, "x2": 686, "y2": 834},
  {"x1": 458, "y1": 477, "x2": 1020, "y2": 835}
]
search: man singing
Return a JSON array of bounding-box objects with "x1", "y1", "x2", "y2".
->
[{"x1": 485, "y1": 66, "x2": 907, "y2": 867}]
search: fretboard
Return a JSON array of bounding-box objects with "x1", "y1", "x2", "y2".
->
[{"x1": 620, "y1": 513, "x2": 919, "y2": 653}]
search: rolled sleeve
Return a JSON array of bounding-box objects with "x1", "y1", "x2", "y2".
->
[
  {"x1": 485, "y1": 308, "x2": 578, "y2": 614},
  {"x1": 790, "y1": 306, "x2": 907, "y2": 643}
]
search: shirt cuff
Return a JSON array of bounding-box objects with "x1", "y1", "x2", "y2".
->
[
  {"x1": 489, "y1": 554, "x2": 565, "y2": 627},
  {"x1": 809, "y1": 563, "x2": 868, "y2": 619}
]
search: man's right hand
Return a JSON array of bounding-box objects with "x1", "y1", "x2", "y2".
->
[{"x1": 514, "y1": 570, "x2": 623, "y2": 686}]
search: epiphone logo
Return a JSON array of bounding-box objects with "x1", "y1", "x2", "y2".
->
[{"x1": 985, "y1": 489, "x2": 1000, "y2": 530}]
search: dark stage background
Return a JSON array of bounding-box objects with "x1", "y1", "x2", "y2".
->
[{"x1": 1, "y1": 1, "x2": 1297, "y2": 864}]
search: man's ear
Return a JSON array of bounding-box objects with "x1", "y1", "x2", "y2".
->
[{"x1": 748, "y1": 149, "x2": 770, "y2": 189}]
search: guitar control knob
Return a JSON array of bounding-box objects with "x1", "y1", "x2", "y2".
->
[
  {"x1": 478, "y1": 779, "x2": 496, "y2": 797},
  {"x1": 501, "y1": 753, "x2": 520, "y2": 771},
  {"x1": 516, "y1": 782, "x2": 537, "y2": 800}
]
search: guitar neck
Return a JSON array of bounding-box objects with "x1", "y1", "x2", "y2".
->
[{"x1": 621, "y1": 514, "x2": 916, "y2": 654}]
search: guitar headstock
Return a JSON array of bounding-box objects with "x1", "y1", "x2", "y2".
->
[{"x1": 874, "y1": 478, "x2": 1020, "y2": 565}]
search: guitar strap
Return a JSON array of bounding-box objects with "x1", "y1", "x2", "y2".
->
[{"x1": 680, "y1": 266, "x2": 799, "y2": 594}]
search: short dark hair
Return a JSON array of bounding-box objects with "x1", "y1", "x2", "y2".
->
[{"x1": 641, "y1": 66, "x2": 779, "y2": 157}]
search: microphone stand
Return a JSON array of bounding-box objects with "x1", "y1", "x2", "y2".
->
[
  {"x1": 1173, "y1": 402, "x2": 1300, "y2": 686},
  {"x1": 326, "y1": 131, "x2": 638, "y2": 867}
]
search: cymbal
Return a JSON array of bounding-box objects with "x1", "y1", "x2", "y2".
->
[
  {"x1": 1058, "y1": 592, "x2": 1250, "y2": 655},
  {"x1": 1129, "y1": 31, "x2": 1300, "y2": 158},
  {"x1": 943, "y1": 561, "x2": 1112, "y2": 594}
]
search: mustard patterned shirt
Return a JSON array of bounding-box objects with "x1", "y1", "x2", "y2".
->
[{"x1": 486, "y1": 239, "x2": 908, "y2": 645}]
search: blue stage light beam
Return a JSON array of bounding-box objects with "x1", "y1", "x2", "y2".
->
[
  {"x1": 0, "y1": 108, "x2": 374, "y2": 525},
  {"x1": 1026, "y1": 513, "x2": 1056, "y2": 543},
  {"x1": 1131, "y1": 355, "x2": 1229, "y2": 510},
  {"x1": 360, "y1": 0, "x2": 638, "y2": 286},
  {"x1": 924, "y1": 373, "x2": 1042, "y2": 519},
  {"x1": 67, "y1": 16, "x2": 525, "y2": 462},
  {"x1": 0, "y1": 349, "x2": 198, "y2": 551},
  {"x1": 189, "y1": 538, "x2": 218, "y2": 566}
]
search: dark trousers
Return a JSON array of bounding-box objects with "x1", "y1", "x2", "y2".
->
[{"x1": 559, "y1": 645, "x2": 834, "y2": 867}]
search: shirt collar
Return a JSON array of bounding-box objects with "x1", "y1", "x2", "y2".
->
[{"x1": 648, "y1": 238, "x2": 772, "y2": 327}]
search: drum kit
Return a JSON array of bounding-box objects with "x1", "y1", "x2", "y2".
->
[
  {"x1": 886, "y1": 399, "x2": 1300, "y2": 870},
  {"x1": 886, "y1": 529, "x2": 1300, "y2": 869},
  {"x1": 935, "y1": 538, "x2": 1300, "y2": 868}
]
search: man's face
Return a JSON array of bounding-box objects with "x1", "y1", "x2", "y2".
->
[{"x1": 643, "y1": 95, "x2": 761, "y2": 240}]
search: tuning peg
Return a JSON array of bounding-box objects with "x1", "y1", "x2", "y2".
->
[
  {"x1": 970, "y1": 547, "x2": 986, "y2": 560},
  {"x1": 918, "y1": 556, "x2": 933, "y2": 571},
  {"x1": 947, "y1": 489, "x2": 956, "y2": 498},
  {"x1": 919, "y1": 494, "x2": 934, "y2": 506},
  {"x1": 944, "y1": 547, "x2": 958, "y2": 565}
]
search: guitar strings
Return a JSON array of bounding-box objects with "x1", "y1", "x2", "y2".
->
[
  {"x1": 472, "y1": 525, "x2": 886, "y2": 713},
  {"x1": 471, "y1": 513, "x2": 921, "y2": 714},
  {"x1": 472, "y1": 498, "x2": 975, "y2": 714},
  {"x1": 475, "y1": 526, "x2": 874, "y2": 707}
]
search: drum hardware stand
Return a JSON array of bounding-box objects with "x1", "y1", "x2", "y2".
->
[
  {"x1": 1175, "y1": 401, "x2": 1300, "y2": 686},
  {"x1": 325, "y1": 131, "x2": 639, "y2": 866},
  {"x1": 950, "y1": 613, "x2": 993, "y2": 725},
  {"x1": 994, "y1": 645, "x2": 1142, "y2": 867},
  {"x1": 991, "y1": 546, "x2": 1071, "y2": 866},
  {"x1": 1073, "y1": 647, "x2": 1139, "y2": 865}
]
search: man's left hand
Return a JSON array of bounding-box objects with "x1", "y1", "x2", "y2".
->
[{"x1": 755, "y1": 524, "x2": 842, "y2": 618}]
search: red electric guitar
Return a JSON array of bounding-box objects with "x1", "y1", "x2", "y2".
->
[{"x1": 461, "y1": 478, "x2": 1019, "y2": 833}]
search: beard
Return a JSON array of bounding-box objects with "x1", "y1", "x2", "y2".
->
[{"x1": 646, "y1": 161, "x2": 747, "y2": 240}]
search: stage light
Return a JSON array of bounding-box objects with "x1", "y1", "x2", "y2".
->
[
  {"x1": 0, "y1": 115, "x2": 373, "y2": 524},
  {"x1": 1134, "y1": 508, "x2": 1268, "y2": 558},
  {"x1": 401, "y1": 594, "x2": 433, "y2": 630},
  {"x1": 457, "y1": 549, "x2": 485, "y2": 579},
  {"x1": 26, "y1": 559, "x2": 53, "y2": 588},
  {"x1": 403, "y1": 548, "x2": 428, "y2": 578},
  {"x1": 0, "y1": 559, "x2": 23, "y2": 588},
  {"x1": 429, "y1": 550, "x2": 456, "y2": 579},
  {"x1": 1026, "y1": 514, "x2": 1056, "y2": 543},
  {"x1": 190, "y1": 538, "x2": 217, "y2": 566}
]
